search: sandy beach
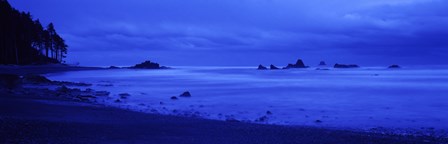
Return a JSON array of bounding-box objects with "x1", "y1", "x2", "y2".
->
[{"x1": 1, "y1": 65, "x2": 447, "y2": 144}]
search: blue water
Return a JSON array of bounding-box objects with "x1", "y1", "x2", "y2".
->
[{"x1": 46, "y1": 66, "x2": 448, "y2": 131}]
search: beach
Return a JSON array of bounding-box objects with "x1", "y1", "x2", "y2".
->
[{"x1": 1, "y1": 65, "x2": 447, "y2": 144}]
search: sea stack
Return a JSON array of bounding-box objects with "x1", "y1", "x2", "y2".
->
[
  {"x1": 131, "y1": 60, "x2": 161, "y2": 69},
  {"x1": 319, "y1": 61, "x2": 327, "y2": 66},
  {"x1": 270, "y1": 65, "x2": 280, "y2": 70},
  {"x1": 334, "y1": 63, "x2": 360, "y2": 68},
  {"x1": 257, "y1": 65, "x2": 268, "y2": 70},
  {"x1": 180, "y1": 91, "x2": 192, "y2": 97},
  {"x1": 284, "y1": 59, "x2": 308, "y2": 69},
  {"x1": 388, "y1": 65, "x2": 401, "y2": 69}
]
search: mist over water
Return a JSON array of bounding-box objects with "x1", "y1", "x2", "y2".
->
[{"x1": 47, "y1": 67, "x2": 448, "y2": 130}]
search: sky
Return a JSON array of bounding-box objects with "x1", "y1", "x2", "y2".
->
[{"x1": 10, "y1": 0, "x2": 448, "y2": 66}]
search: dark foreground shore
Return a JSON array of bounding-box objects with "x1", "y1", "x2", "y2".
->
[{"x1": 1, "y1": 65, "x2": 447, "y2": 144}]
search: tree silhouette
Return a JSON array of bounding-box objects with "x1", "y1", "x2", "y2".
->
[
  {"x1": 32, "y1": 20, "x2": 45, "y2": 58},
  {"x1": 0, "y1": 0, "x2": 67, "y2": 65},
  {"x1": 47, "y1": 23, "x2": 56, "y2": 59}
]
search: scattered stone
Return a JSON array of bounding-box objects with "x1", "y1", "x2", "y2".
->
[
  {"x1": 193, "y1": 111, "x2": 201, "y2": 116},
  {"x1": 56, "y1": 85, "x2": 71, "y2": 93},
  {"x1": 256, "y1": 116, "x2": 269, "y2": 122},
  {"x1": 319, "y1": 61, "x2": 327, "y2": 66},
  {"x1": 266, "y1": 111, "x2": 273, "y2": 115},
  {"x1": 284, "y1": 59, "x2": 308, "y2": 69},
  {"x1": 315, "y1": 120, "x2": 323, "y2": 123},
  {"x1": 257, "y1": 65, "x2": 268, "y2": 70},
  {"x1": 119, "y1": 93, "x2": 131, "y2": 99},
  {"x1": 388, "y1": 65, "x2": 401, "y2": 69},
  {"x1": 180, "y1": 91, "x2": 191, "y2": 97},
  {"x1": 171, "y1": 96, "x2": 178, "y2": 100},
  {"x1": 334, "y1": 63, "x2": 359, "y2": 68},
  {"x1": 76, "y1": 95, "x2": 96, "y2": 101},
  {"x1": 270, "y1": 65, "x2": 280, "y2": 70},
  {"x1": 85, "y1": 88, "x2": 94, "y2": 92}
]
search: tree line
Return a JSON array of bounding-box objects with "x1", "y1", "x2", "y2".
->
[{"x1": 0, "y1": 0, "x2": 67, "y2": 65}]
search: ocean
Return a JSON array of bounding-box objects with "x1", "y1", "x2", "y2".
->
[{"x1": 46, "y1": 66, "x2": 448, "y2": 131}]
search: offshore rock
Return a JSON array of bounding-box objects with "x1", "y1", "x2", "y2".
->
[
  {"x1": 334, "y1": 63, "x2": 359, "y2": 68},
  {"x1": 180, "y1": 91, "x2": 192, "y2": 97},
  {"x1": 284, "y1": 59, "x2": 308, "y2": 69},
  {"x1": 131, "y1": 61, "x2": 161, "y2": 69},
  {"x1": 270, "y1": 65, "x2": 280, "y2": 70},
  {"x1": 388, "y1": 65, "x2": 401, "y2": 69},
  {"x1": 257, "y1": 65, "x2": 268, "y2": 70}
]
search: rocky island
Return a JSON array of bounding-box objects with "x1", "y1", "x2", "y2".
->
[
  {"x1": 284, "y1": 59, "x2": 308, "y2": 69},
  {"x1": 257, "y1": 65, "x2": 268, "y2": 70},
  {"x1": 388, "y1": 65, "x2": 401, "y2": 69},
  {"x1": 334, "y1": 63, "x2": 360, "y2": 68},
  {"x1": 319, "y1": 61, "x2": 327, "y2": 66},
  {"x1": 270, "y1": 65, "x2": 280, "y2": 70},
  {"x1": 130, "y1": 60, "x2": 170, "y2": 69}
]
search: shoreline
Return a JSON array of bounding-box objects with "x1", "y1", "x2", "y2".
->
[
  {"x1": 0, "y1": 64, "x2": 104, "y2": 75},
  {"x1": 1, "y1": 65, "x2": 447, "y2": 143}
]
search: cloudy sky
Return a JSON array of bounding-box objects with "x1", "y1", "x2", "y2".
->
[{"x1": 10, "y1": 0, "x2": 448, "y2": 66}]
